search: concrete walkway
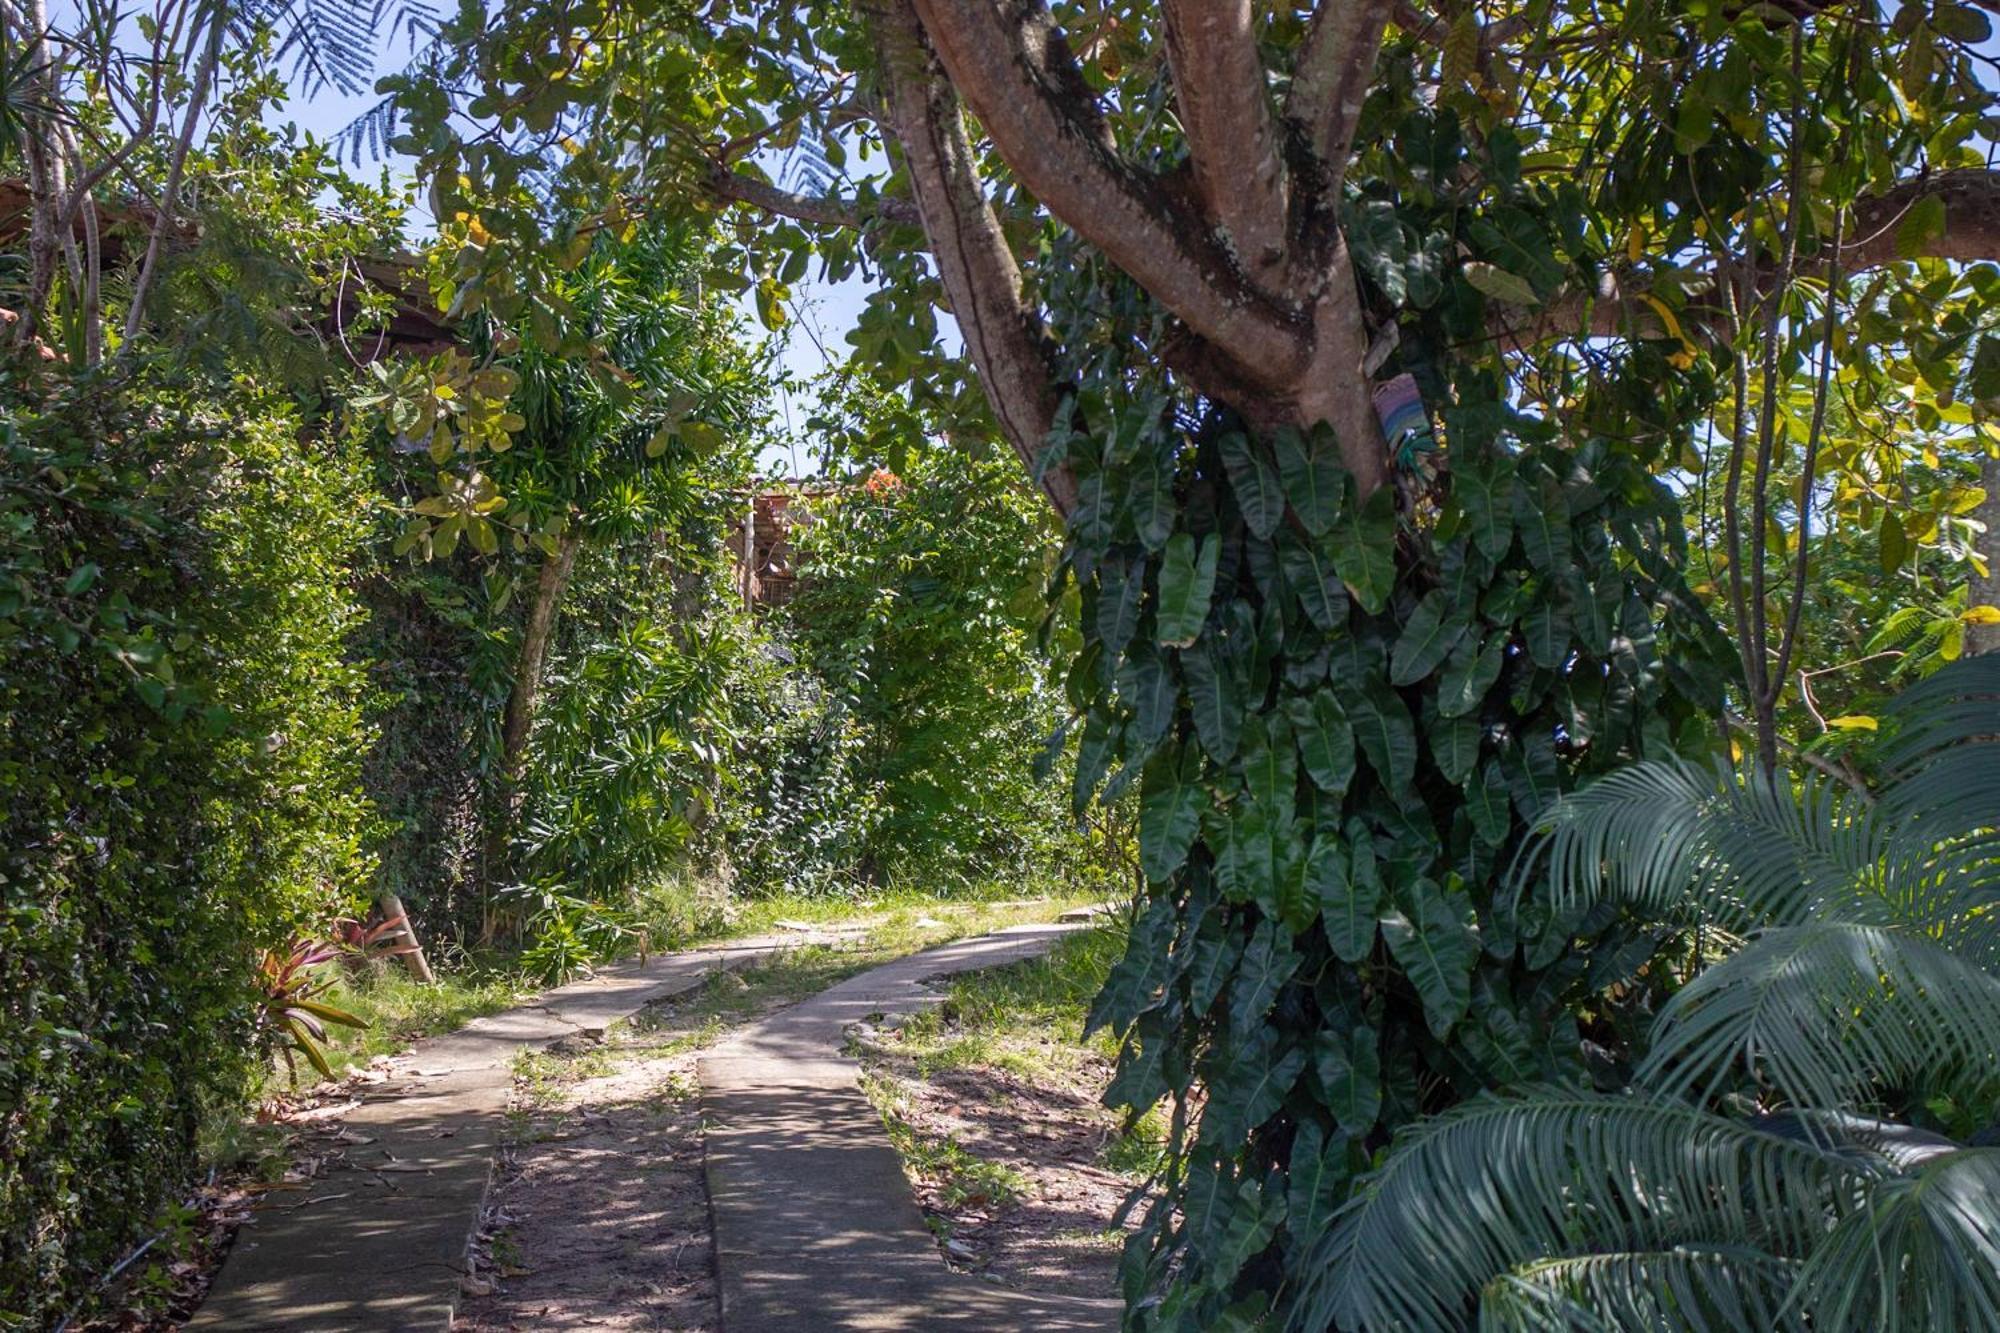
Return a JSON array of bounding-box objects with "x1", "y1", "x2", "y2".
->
[
  {"x1": 191, "y1": 936, "x2": 799, "y2": 1332},
  {"x1": 700, "y1": 925, "x2": 1122, "y2": 1332}
]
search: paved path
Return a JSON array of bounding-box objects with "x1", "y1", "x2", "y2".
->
[
  {"x1": 191, "y1": 936, "x2": 799, "y2": 1332},
  {"x1": 700, "y1": 925, "x2": 1122, "y2": 1332}
]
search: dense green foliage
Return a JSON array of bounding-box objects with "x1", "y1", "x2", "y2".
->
[
  {"x1": 1060, "y1": 186, "x2": 1736, "y2": 1323},
  {"x1": 0, "y1": 375, "x2": 375, "y2": 1321},
  {"x1": 1318, "y1": 657, "x2": 2000, "y2": 1329},
  {"x1": 370, "y1": 0, "x2": 2000, "y2": 1321},
  {"x1": 768, "y1": 450, "x2": 1075, "y2": 890},
  {"x1": 10, "y1": 0, "x2": 2000, "y2": 1320}
]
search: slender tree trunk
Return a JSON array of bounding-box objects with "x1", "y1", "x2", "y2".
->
[
  {"x1": 10, "y1": 0, "x2": 64, "y2": 353},
  {"x1": 123, "y1": 8, "x2": 222, "y2": 344},
  {"x1": 499, "y1": 531, "x2": 582, "y2": 788},
  {"x1": 1972, "y1": 450, "x2": 2000, "y2": 657},
  {"x1": 480, "y1": 531, "x2": 581, "y2": 934}
]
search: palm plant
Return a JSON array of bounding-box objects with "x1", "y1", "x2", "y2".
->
[{"x1": 1292, "y1": 655, "x2": 2000, "y2": 1333}]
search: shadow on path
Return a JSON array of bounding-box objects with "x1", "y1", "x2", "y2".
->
[{"x1": 700, "y1": 926, "x2": 1121, "y2": 1333}]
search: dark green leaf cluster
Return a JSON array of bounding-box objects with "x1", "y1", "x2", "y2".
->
[
  {"x1": 1311, "y1": 657, "x2": 2000, "y2": 1330},
  {"x1": 1040, "y1": 110, "x2": 1737, "y2": 1328}
]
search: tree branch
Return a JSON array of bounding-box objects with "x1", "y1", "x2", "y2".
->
[
  {"x1": 1287, "y1": 0, "x2": 1393, "y2": 195},
  {"x1": 1162, "y1": 0, "x2": 1290, "y2": 285},
  {"x1": 870, "y1": 0, "x2": 1076, "y2": 517},
  {"x1": 909, "y1": 0, "x2": 1309, "y2": 384},
  {"x1": 1843, "y1": 168, "x2": 2000, "y2": 269},
  {"x1": 704, "y1": 165, "x2": 923, "y2": 230},
  {"x1": 1507, "y1": 167, "x2": 2000, "y2": 348}
]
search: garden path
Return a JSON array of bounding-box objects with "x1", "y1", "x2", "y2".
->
[
  {"x1": 188, "y1": 935, "x2": 804, "y2": 1332},
  {"x1": 700, "y1": 923, "x2": 1120, "y2": 1332},
  {"x1": 187, "y1": 918, "x2": 1120, "y2": 1332}
]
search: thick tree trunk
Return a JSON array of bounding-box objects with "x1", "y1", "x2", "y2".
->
[
  {"x1": 1972, "y1": 450, "x2": 2000, "y2": 657},
  {"x1": 482, "y1": 531, "x2": 581, "y2": 921}
]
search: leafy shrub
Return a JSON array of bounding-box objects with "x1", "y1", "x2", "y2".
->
[
  {"x1": 721, "y1": 656, "x2": 885, "y2": 898},
  {"x1": 0, "y1": 372, "x2": 374, "y2": 1322},
  {"x1": 769, "y1": 453, "x2": 1080, "y2": 891}
]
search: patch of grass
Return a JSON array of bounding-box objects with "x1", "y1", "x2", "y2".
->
[
  {"x1": 197, "y1": 1115, "x2": 294, "y2": 1183},
  {"x1": 892, "y1": 920, "x2": 1130, "y2": 1085},
  {"x1": 307, "y1": 963, "x2": 531, "y2": 1081},
  {"x1": 865, "y1": 1072, "x2": 1029, "y2": 1211},
  {"x1": 512, "y1": 1043, "x2": 615, "y2": 1108},
  {"x1": 626, "y1": 898, "x2": 1116, "y2": 1055},
  {"x1": 1101, "y1": 1104, "x2": 1171, "y2": 1180}
]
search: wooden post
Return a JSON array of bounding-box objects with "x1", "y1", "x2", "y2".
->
[
  {"x1": 375, "y1": 892, "x2": 435, "y2": 984},
  {"x1": 742, "y1": 491, "x2": 758, "y2": 612}
]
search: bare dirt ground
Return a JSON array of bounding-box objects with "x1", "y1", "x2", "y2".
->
[
  {"x1": 864, "y1": 1038, "x2": 1140, "y2": 1299},
  {"x1": 455, "y1": 1039, "x2": 715, "y2": 1332}
]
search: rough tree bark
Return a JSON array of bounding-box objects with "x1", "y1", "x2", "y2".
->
[
  {"x1": 483, "y1": 529, "x2": 582, "y2": 905},
  {"x1": 870, "y1": 0, "x2": 1077, "y2": 516}
]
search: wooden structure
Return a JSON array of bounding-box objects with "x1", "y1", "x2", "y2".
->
[{"x1": 727, "y1": 482, "x2": 836, "y2": 610}]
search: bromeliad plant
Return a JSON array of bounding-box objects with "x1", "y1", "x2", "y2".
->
[
  {"x1": 253, "y1": 938, "x2": 371, "y2": 1080},
  {"x1": 1305, "y1": 655, "x2": 2000, "y2": 1332}
]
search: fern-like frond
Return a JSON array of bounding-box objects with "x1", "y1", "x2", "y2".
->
[
  {"x1": 1475, "y1": 1246, "x2": 1808, "y2": 1333},
  {"x1": 1638, "y1": 922, "x2": 2000, "y2": 1108},
  {"x1": 1794, "y1": 1149, "x2": 2000, "y2": 1333},
  {"x1": 1290, "y1": 1093, "x2": 1875, "y2": 1333},
  {"x1": 1878, "y1": 654, "x2": 2000, "y2": 868},
  {"x1": 1522, "y1": 759, "x2": 1889, "y2": 932}
]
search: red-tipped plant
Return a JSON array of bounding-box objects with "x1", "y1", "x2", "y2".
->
[{"x1": 254, "y1": 936, "x2": 369, "y2": 1080}]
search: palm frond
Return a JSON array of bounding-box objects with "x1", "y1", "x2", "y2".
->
[
  {"x1": 1638, "y1": 922, "x2": 2000, "y2": 1109},
  {"x1": 1794, "y1": 1149, "x2": 2000, "y2": 1333},
  {"x1": 1879, "y1": 654, "x2": 2000, "y2": 773},
  {"x1": 1521, "y1": 759, "x2": 1888, "y2": 932},
  {"x1": 1878, "y1": 654, "x2": 2000, "y2": 861},
  {"x1": 1516, "y1": 759, "x2": 1718, "y2": 918},
  {"x1": 1290, "y1": 1093, "x2": 1875, "y2": 1333},
  {"x1": 1476, "y1": 1246, "x2": 1808, "y2": 1333}
]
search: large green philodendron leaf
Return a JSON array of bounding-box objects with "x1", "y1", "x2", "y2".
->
[
  {"x1": 1513, "y1": 474, "x2": 1571, "y2": 573},
  {"x1": 1274, "y1": 428, "x2": 1344, "y2": 537},
  {"x1": 1381, "y1": 877, "x2": 1479, "y2": 1036},
  {"x1": 1139, "y1": 745, "x2": 1206, "y2": 883},
  {"x1": 1117, "y1": 641, "x2": 1179, "y2": 754},
  {"x1": 1438, "y1": 631, "x2": 1507, "y2": 718},
  {"x1": 1314, "y1": 1024, "x2": 1383, "y2": 1134},
  {"x1": 1329, "y1": 483, "x2": 1397, "y2": 613},
  {"x1": 1390, "y1": 588, "x2": 1471, "y2": 685},
  {"x1": 1452, "y1": 459, "x2": 1516, "y2": 562},
  {"x1": 1351, "y1": 675, "x2": 1418, "y2": 794},
  {"x1": 1285, "y1": 690, "x2": 1357, "y2": 796},
  {"x1": 1281, "y1": 538, "x2": 1351, "y2": 631},
  {"x1": 1157, "y1": 531, "x2": 1221, "y2": 647},
  {"x1": 1286, "y1": 1119, "x2": 1354, "y2": 1249},
  {"x1": 1220, "y1": 432, "x2": 1287, "y2": 540},
  {"x1": 1309, "y1": 826, "x2": 1381, "y2": 962},
  {"x1": 1183, "y1": 640, "x2": 1245, "y2": 762}
]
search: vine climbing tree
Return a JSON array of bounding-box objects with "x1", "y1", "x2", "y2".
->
[{"x1": 386, "y1": 0, "x2": 2000, "y2": 1322}]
